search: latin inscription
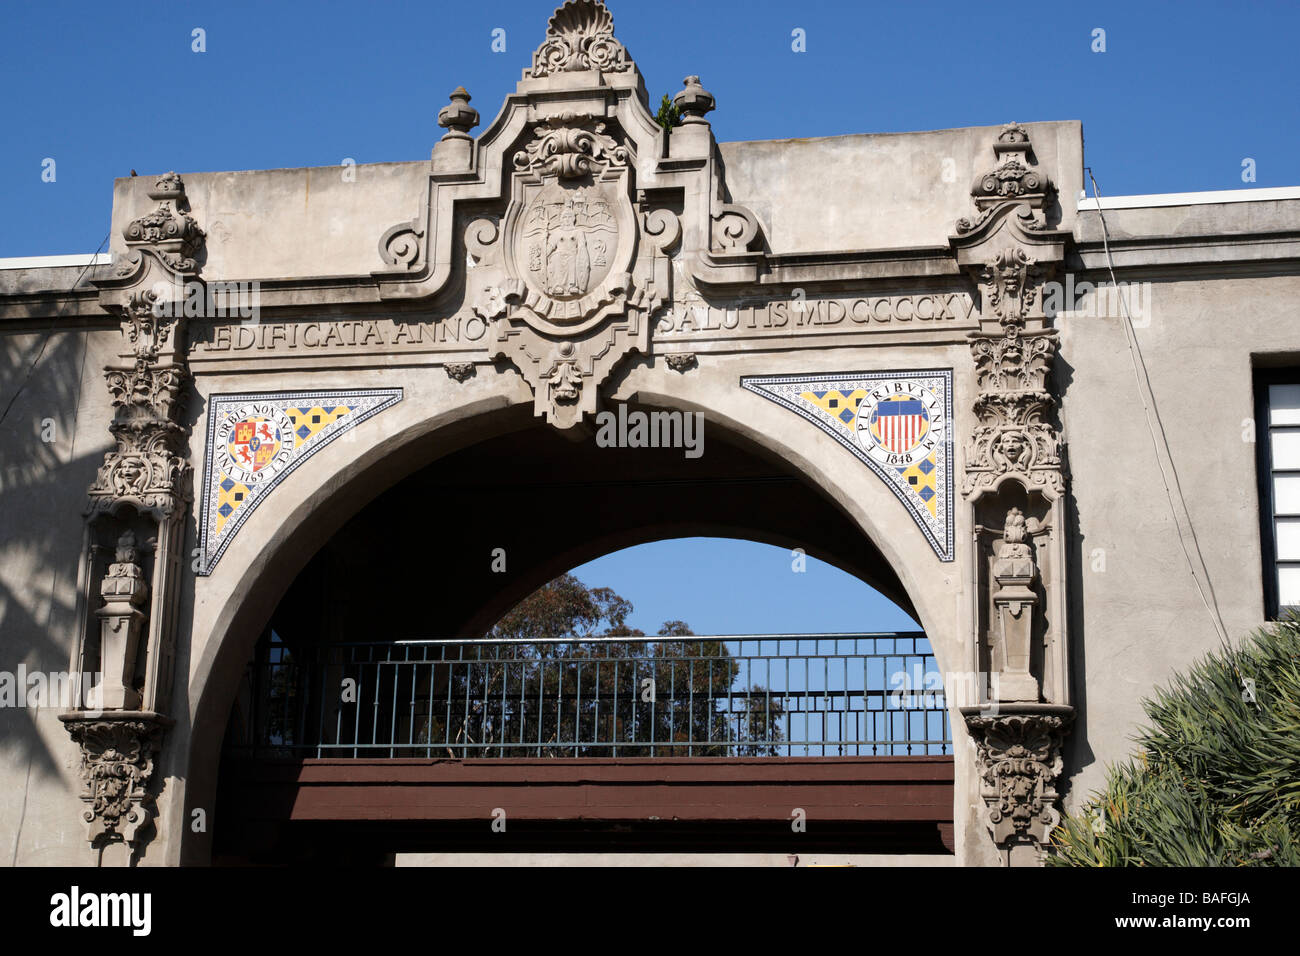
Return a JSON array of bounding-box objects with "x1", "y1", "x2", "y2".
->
[
  {"x1": 189, "y1": 292, "x2": 975, "y2": 357},
  {"x1": 655, "y1": 293, "x2": 975, "y2": 336},
  {"x1": 190, "y1": 314, "x2": 489, "y2": 354}
]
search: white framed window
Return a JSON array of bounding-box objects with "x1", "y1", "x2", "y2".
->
[{"x1": 1257, "y1": 374, "x2": 1300, "y2": 616}]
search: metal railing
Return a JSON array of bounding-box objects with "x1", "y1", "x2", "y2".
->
[{"x1": 231, "y1": 633, "x2": 952, "y2": 759}]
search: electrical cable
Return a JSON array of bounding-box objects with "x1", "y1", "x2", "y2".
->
[{"x1": 1082, "y1": 169, "x2": 1230, "y2": 646}]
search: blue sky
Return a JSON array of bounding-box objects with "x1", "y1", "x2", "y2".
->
[
  {"x1": 3, "y1": 0, "x2": 1297, "y2": 259},
  {"x1": 4, "y1": 0, "x2": 1295, "y2": 632},
  {"x1": 572, "y1": 538, "x2": 919, "y2": 635}
]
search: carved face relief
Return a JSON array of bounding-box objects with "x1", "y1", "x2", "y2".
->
[
  {"x1": 113, "y1": 457, "x2": 149, "y2": 495},
  {"x1": 994, "y1": 430, "x2": 1030, "y2": 470}
]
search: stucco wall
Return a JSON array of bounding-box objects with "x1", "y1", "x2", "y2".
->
[
  {"x1": 0, "y1": 323, "x2": 118, "y2": 865},
  {"x1": 1058, "y1": 267, "x2": 1300, "y2": 805}
]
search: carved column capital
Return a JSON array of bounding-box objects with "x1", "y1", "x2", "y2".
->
[
  {"x1": 961, "y1": 704, "x2": 1073, "y2": 863},
  {"x1": 59, "y1": 713, "x2": 172, "y2": 855}
]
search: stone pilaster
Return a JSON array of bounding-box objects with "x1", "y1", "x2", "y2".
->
[
  {"x1": 64, "y1": 171, "x2": 203, "y2": 863},
  {"x1": 950, "y1": 125, "x2": 1074, "y2": 865}
]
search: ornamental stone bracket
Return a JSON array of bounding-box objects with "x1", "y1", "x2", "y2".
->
[
  {"x1": 371, "y1": 0, "x2": 764, "y2": 429},
  {"x1": 960, "y1": 705, "x2": 1073, "y2": 866},
  {"x1": 64, "y1": 172, "x2": 203, "y2": 863},
  {"x1": 59, "y1": 713, "x2": 172, "y2": 862}
]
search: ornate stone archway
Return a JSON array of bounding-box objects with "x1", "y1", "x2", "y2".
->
[{"x1": 56, "y1": 0, "x2": 1079, "y2": 867}]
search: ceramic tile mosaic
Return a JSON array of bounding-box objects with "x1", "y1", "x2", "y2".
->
[
  {"x1": 741, "y1": 370, "x2": 954, "y2": 561},
  {"x1": 198, "y1": 388, "x2": 402, "y2": 575}
]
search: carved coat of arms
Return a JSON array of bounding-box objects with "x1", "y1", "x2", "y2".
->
[{"x1": 472, "y1": 109, "x2": 669, "y2": 428}]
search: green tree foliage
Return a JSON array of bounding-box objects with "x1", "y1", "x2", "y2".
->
[
  {"x1": 654, "y1": 93, "x2": 680, "y2": 131},
  {"x1": 1049, "y1": 619, "x2": 1300, "y2": 866}
]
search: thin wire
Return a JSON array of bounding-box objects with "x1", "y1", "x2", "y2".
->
[
  {"x1": 0, "y1": 235, "x2": 109, "y2": 430},
  {"x1": 1082, "y1": 169, "x2": 1230, "y2": 645}
]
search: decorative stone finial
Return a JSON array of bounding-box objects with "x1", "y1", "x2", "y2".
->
[
  {"x1": 527, "y1": 0, "x2": 631, "y2": 78},
  {"x1": 673, "y1": 75, "x2": 715, "y2": 124},
  {"x1": 438, "y1": 87, "x2": 480, "y2": 141},
  {"x1": 119, "y1": 171, "x2": 204, "y2": 277},
  {"x1": 956, "y1": 123, "x2": 1056, "y2": 236}
]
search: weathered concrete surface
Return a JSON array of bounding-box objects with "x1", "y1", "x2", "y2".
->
[
  {"x1": 1058, "y1": 267, "x2": 1300, "y2": 807},
  {"x1": 106, "y1": 163, "x2": 430, "y2": 283}
]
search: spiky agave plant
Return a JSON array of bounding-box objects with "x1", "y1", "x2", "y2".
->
[{"x1": 1049, "y1": 618, "x2": 1300, "y2": 866}]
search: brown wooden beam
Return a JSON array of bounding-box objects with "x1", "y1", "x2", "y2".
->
[{"x1": 223, "y1": 756, "x2": 954, "y2": 824}]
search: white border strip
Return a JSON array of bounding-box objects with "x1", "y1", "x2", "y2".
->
[
  {"x1": 1078, "y1": 186, "x2": 1300, "y2": 211},
  {"x1": 0, "y1": 253, "x2": 111, "y2": 270}
]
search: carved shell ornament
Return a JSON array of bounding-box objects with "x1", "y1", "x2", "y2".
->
[{"x1": 529, "y1": 0, "x2": 631, "y2": 78}]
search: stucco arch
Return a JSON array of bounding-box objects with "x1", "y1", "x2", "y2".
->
[{"x1": 173, "y1": 367, "x2": 971, "y2": 864}]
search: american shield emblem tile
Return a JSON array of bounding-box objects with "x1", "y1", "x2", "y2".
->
[{"x1": 741, "y1": 370, "x2": 954, "y2": 561}]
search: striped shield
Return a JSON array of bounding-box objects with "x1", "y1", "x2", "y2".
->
[{"x1": 869, "y1": 398, "x2": 929, "y2": 454}]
